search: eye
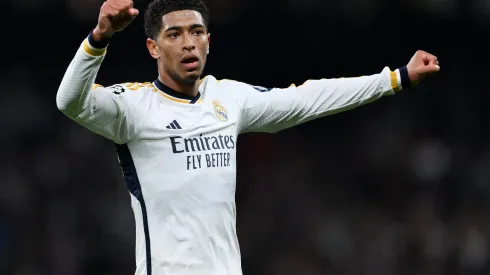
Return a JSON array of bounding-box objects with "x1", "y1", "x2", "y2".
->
[
  {"x1": 169, "y1": 32, "x2": 180, "y2": 38},
  {"x1": 193, "y1": 29, "x2": 204, "y2": 36}
]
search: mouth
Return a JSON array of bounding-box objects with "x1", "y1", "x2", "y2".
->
[{"x1": 181, "y1": 55, "x2": 199, "y2": 70}]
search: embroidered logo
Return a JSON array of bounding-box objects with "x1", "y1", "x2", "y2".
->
[{"x1": 213, "y1": 100, "x2": 228, "y2": 122}]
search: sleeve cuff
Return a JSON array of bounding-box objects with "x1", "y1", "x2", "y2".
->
[
  {"x1": 390, "y1": 66, "x2": 411, "y2": 92},
  {"x1": 82, "y1": 31, "x2": 109, "y2": 57}
]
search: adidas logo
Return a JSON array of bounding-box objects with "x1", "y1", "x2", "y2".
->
[{"x1": 166, "y1": 120, "x2": 182, "y2": 129}]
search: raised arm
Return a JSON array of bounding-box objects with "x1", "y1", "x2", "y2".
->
[
  {"x1": 238, "y1": 50, "x2": 440, "y2": 133},
  {"x1": 56, "y1": 0, "x2": 140, "y2": 144}
]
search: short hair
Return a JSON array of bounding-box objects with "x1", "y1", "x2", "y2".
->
[{"x1": 144, "y1": 0, "x2": 209, "y2": 40}]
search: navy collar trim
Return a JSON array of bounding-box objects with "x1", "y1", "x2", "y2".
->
[{"x1": 153, "y1": 79, "x2": 201, "y2": 104}]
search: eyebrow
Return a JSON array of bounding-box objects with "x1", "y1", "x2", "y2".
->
[{"x1": 164, "y1": 24, "x2": 206, "y2": 33}]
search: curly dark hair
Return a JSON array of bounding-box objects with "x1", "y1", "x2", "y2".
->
[{"x1": 144, "y1": 0, "x2": 209, "y2": 39}]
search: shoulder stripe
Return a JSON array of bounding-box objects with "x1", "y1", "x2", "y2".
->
[
  {"x1": 92, "y1": 84, "x2": 104, "y2": 90},
  {"x1": 125, "y1": 82, "x2": 152, "y2": 91}
]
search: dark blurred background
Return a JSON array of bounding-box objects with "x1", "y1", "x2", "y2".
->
[{"x1": 1, "y1": 0, "x2": 490, "y2": 274}]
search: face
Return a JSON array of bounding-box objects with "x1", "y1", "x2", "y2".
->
[{"x1": 147, "y1": 10, "x2": 210, "y2": 84}]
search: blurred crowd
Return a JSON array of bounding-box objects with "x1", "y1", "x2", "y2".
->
[{"x1": 1, "y1": 0, "x2": 490, "y2": 274}]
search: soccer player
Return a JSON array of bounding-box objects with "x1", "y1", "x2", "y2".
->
[{"x1": 56, "y1": 0, "x2": 440, "y2": 274}]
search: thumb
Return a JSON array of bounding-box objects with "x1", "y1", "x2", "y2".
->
[
  {"x1": 129, "y1": 8, "x2": 139, "y2": 18},
  {"x1": 419, "y1": 64, "x2": 440, "y2": 74}
]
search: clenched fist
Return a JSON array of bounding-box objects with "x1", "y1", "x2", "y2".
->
[
  {"x1": 406, "y1": 50, "x2": 440, "y2": 86},
  {"x1": 93, "y1": 0, "x2": 139, "y2": 41}
]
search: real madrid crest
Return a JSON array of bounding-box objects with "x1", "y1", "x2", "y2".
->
[{"x1": 213, "y1": 100, "x2": 228, "y2": 122}]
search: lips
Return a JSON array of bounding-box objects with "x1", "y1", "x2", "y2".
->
[
  {"x1": 181, "y1": 55, "x2": 199, "y2": 64},
  {"x1": 181, "y1": 55, "x2": 199, "y2": 70}
]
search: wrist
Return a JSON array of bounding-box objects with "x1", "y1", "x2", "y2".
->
[
  {"x1": 83, "y1": 29, "x2": 110, "y2": 57},
  {"x1": 90, "y1": 26, "x2": 113, "y2": 48},
  {"x1": 398, "y1": 66, "x2": 411, "y2": 89}
]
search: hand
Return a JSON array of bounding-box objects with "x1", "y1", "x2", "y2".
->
[
  {"x1": 406, "y1": 50, "x2": 440, "y2": 86},
  {"x1": 93, "y1": 0, "x2": 139, "y2": 41}
]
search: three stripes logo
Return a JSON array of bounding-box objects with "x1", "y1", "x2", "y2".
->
[{"x1": 166, "y1": 120, "x2": 182, "y2": 130}]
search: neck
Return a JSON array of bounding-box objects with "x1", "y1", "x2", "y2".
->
[{"x1": 158, "y1": 73, "x2": 200, "y2": 97}]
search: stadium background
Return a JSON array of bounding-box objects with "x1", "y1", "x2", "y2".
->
[{"x1": 1, "y1": 0, "x2": 490, "y2": 274}]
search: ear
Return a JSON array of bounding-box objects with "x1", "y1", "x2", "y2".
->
[
  {"x1": 207, "y1": 33, "x2": 211, "y2": 55},
  {"x1": 146, "y1": 38, "x2": 159, "y2": 59}
]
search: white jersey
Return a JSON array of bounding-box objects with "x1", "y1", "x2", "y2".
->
[{"x1": 56, "y1": 35, "x2": 407, "y2": 275}]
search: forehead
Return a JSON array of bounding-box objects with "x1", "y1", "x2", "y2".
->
[{"x1": 161, "y1": 10, "x2": 204, "y2": 29}]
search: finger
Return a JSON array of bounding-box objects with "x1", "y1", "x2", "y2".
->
[
  {"x1": 105, "y1": 0, "x2": 128, "y2": 13},
  {"x1": 103, "y1": 1, "x2": 119, "y2": 14},
  {"x1": 424, "y1": 52, "x2": 437, "y2": 62},
  {"x1": 422, "y1": 64, "x2": 440, "y2": 73},
  {"x1": 430, "y1": 59, "x2": 439, "y2": 67},
  {"x1": 119, "y1": 8, "x2": 139, "y2": 21},
  {"x1": 106, "y1": 0, "x2": 128, "y2": 8},
  {"x1": 101, "y1": 2, "x2": 120, "y2": 17},
  {"x1": 105, "y1": 1, "x2": 135, "y2": 18},
  {"x1": 429, "y1": 58, "x2": 437, "y2": 65},
  {"x1": 129, "y1": 8, "x2": 139, "y2": 17},
  {"x1": 112, "y1": 0, "x2": 134, "y2": 11},
  {"x1": 417, "y1": 50, "x2": 433, "y2": 60}
]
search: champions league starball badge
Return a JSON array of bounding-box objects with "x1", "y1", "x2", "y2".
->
[{"x1": 109, "y1": 85, "x2": 126, "y2": 95}]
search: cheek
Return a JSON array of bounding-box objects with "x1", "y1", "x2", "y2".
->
[
  {"x1": 160, "y1": 46, "x2": 178, "y2": 63},
  {"x1": 199, "y1": 40, "x2": 209, "y2": 56}
]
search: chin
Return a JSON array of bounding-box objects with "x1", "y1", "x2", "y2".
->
[{"x1": 182, "y1": 71, "x2": 202, "y2": 83}]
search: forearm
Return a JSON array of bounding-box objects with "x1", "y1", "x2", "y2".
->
[
  {"x1": 298, "y1": 66, "x2": 405, "y2": 113},
  {"x1": 56, "y1": 32, "x2": 109, "y2": 118},
  {"x1": 242, "y1": 66, "x2": 409, "y2": 133}
]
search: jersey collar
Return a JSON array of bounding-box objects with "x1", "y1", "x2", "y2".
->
[{"x1": 153, "y1": 79, "x2": 201, "y2": 104}]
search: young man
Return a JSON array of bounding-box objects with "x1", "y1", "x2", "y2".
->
[{"x1": 56, "y1": 0, "x2": 440, "y2": 274}]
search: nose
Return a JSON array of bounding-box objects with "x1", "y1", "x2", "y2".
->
[{"x1": 182, "y1": 34, "x2": 195, "y2": 52}]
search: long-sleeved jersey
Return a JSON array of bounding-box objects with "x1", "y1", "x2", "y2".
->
[{"x1": 56, "y1": 34, "x2": 408, "y2": 275}]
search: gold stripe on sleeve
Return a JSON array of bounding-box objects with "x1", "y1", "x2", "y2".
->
[
  {"x1": 390, "y1": 71, "x2": 400, "y2": 92},
  {"x1": 83, "y1": 39, "x2": 107, "y2": 57}
]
